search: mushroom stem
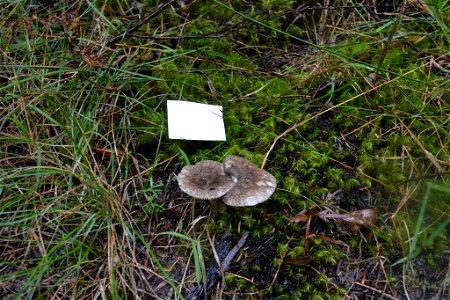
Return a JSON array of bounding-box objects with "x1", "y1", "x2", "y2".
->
[{"x1": 209, "y1": 198, "x2": 227, "y2": 214}]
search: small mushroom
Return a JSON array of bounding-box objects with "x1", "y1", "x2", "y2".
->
[
  {"x1": 177, "y1": 160, "x2": 235, "y2": 212},
  {"x1": 222, "y1": 156, "x2": 277, "y2": 207}
]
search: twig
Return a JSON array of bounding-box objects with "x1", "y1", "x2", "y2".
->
[
  {"x1": 219, "y1": 231, "x2": 249, "y2": 274},
  {"x1": 126, "y1": 33, "x2": 227, "y2": 40},
  {"x1": 400, "y1": 119, "x2": 445, "y2": 172},
  {"x1": 355, "y1": 282, "x2": 399, "y2": 300},
  {"x1": 106, "y1": 0, "x2": 176, "y2": 46},
  {"x1": 185, "y1": 232, "x2": 249, "y2": 300},
  {"x1": 391, "y1": 184, "x2": 419, "y2": 219}
]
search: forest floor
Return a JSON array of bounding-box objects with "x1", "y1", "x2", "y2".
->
[{"x1": 1, "y1": 1, "x2": 449, "y2": 299}]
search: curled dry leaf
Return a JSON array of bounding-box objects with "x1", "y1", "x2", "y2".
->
[
  {"x1": 288, "y1": 212, "x2": 309, "y2": 223},
  {"x1": 341, "y1": 208, "x2": 377, "y2": 225},
  {"x1": 338, "y1": 208, "x2": 377, "y2": 234},
  {"x1": 317, "y1": 208, "x2": 377, "y2": 234}
]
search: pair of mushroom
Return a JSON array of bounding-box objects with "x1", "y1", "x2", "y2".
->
[{"x1": 177, "y1": 156, "x2": 277, "y2": 211}]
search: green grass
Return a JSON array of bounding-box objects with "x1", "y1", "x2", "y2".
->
[{"x1": 1, "y1": 0, "x2": 449, "y2": 299}]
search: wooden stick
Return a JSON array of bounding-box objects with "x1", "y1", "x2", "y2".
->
[
  {"x1": 219, "y1": 231, "x2": 249, "y2": 275},
  {"x1": 186, "y1": 232, "x2": 249, "y2": 299}
]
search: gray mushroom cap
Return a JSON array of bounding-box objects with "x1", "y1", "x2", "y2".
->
[
  {"x1": 177, "y1": 160, "x2": 236, "y2": 200},
  {"x1": 222, "y1": 156, "x2": 277, "y2": 206}
]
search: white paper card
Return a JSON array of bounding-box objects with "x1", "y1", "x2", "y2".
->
[{"x1": 167, "y1": 100, "x2": 226, "y2": 141}]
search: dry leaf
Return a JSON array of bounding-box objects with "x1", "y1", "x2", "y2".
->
[
  {"x1": 284, "y1": 257, "x2": 314, "y2": 266},
  {"x1": 339, "y1": 208, "x2": 377, "y2": 234},
  {"x1": 343, "y1": 208, "x2": 377, "y2": 225},
  {"x1": 288, "y1": 212, "x2": 309, "y2": 223}
]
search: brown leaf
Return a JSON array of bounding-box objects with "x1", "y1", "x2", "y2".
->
[
  {"x1": 343, "y1": 208, "x2": 377, "y2": 225},
  {"x1": 288, "y1": 212, "x2": 309, "y2": 223},
  {"x1": 284, "y1": 257, "x2": 314, "y2": 266},
  {"x1": 338, "y1": 208, "x2": 377, "y2": 234}
]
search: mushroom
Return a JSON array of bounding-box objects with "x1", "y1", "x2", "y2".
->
[
  {"x1": 222, "y1": 156, "x2": 277, "y2": 207},
  {"x1": 176, "y1": 160, "x2": 235, "y2": 212}
]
